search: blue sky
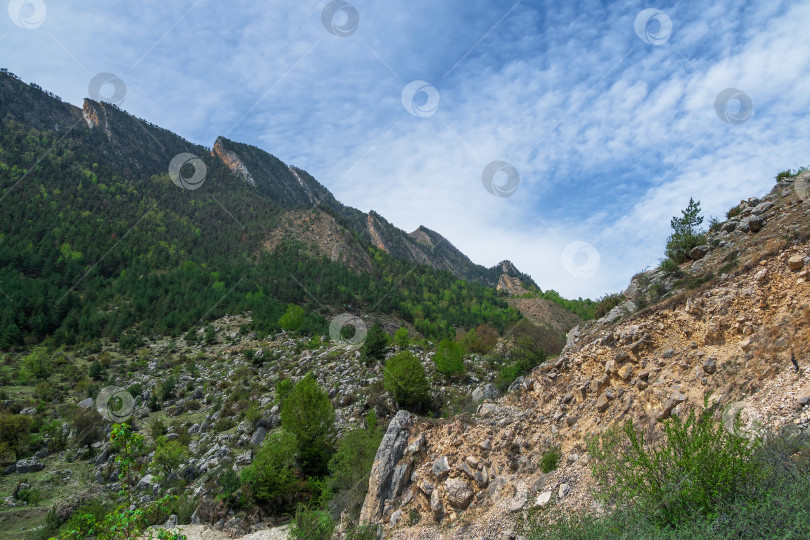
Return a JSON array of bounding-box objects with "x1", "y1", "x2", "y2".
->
[{"x1": 3, "y1": 0, "x2": 810, "y2": 299}]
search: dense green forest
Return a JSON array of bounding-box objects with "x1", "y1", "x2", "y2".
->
[{"x1": 0, "y1": 118, "x2": 522, "y2": 348}]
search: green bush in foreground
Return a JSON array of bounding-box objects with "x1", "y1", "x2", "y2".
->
[
  {"x1": 280, "y1": 373, "x2": 335, "y2": 476},
  {"x1": 56, "y1": 424, "x2": 185, "y2": 539},
  {"x1": 328, "y1": 412, "x2": 384, "y2": 519},
  {"x1": 527, "y1": 406, "x2": 810, "y2": 540},
  {"x1": 588, "y1": 405, "x2": 757, "y2": 527},
  {"x1": 240, "y1": 430, "x2": 299, "y2": 510}
]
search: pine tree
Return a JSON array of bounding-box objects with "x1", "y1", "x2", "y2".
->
[{"x1": 665, "y1": 198, "x2": 705, "y2": 263}]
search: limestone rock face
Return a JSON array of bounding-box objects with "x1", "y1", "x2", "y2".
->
[
  {"x1": 359, "y1": 410, "x2": 411, "y2": 523},
  {"x1": 432, "y1": 456, "x2": 450, "y2": 479},
  {"x1": 430, "y1": 487, "x2": 444, "y2": 522},
  {"x1": 250, "y1": 427, "x2": 267, "y2": 447},
  {"x1": 15, "y1": 458, "x2": 44, "y2": 474},
  {"x1": 389, "y1": 462, "x2": 412, "y2": 500},
  {"x1": 444, "y1": 477, "x2": 474, "y2": 509},
  {"x1": 689, "y1": 245, "x2": 710, "y2": 260},
  {"x1": 472, "y1": 383, "x2": 501, "y2": 402}
]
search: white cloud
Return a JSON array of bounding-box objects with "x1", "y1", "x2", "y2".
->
[{"x1": 4, "y1": 0, "x2": 810, "y2": 300}]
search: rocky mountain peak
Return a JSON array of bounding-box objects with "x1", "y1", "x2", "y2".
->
[{"x1": 497, "y1": 260, "x2": 520, "y2": 276}]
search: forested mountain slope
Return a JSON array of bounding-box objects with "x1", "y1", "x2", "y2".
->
[{"x1": 0, "y1": 70, "x2": 586, "y2": 348}]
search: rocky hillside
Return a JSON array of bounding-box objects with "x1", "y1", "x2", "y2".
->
[
  {"x1": 357, "y1": 172, "x2": 810, "y2": 539},
  {"x1": 262, "y1": 209, "x2": 374, "y2": 273},
  {"x1": 0, "y1": 312, "x2": 519, "y2": 538}
]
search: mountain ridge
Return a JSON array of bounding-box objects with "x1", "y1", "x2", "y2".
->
[{"x1": 0, "y1": 70, "x2": 535, "y2": 290}]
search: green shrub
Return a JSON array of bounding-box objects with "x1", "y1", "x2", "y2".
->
[
  {"x1": 433, "y1": 338, "x2": 465, "y2": 376},
  {"x1": 173, "y1": 493, "x2": 197, "y2": 525},
  {"x1": 241, "y1": 430, "x2": 299, "y2": 509},
  {"x1": 726, "y1": 204, "x2": 742, "y2": 219},
  {"x1": 459, "y1": 323, "x2": 499, "y2": 354},
  {"x1": 383, "y1": 351, "x2": 431, "y2": 411},
  {"x1": 218, "y1": 468, "x2": 242, "y2": 504},
  {"x1": 184, "y1": 327, "x2": 200, "y2": 345},
  {"x1": 774, "y1": 167, "x2": 807, "y2": 182},
  {"x1": 494, "y1": 322, "x2": 549, "y2": 391},
  {"x1": 17, "y1": 487, "x2": 42, "y2": 505},
  {"x1": 71, "y1": 407, "x2": 103, "y2": 453},
  {"x1": 276, "y1": 378, "x2": 293, "y2": 407},
  {"x1": 34, "y1": 381, "x2": 55, "y2": 401},
  {"x1": 88, "y1": 361, "x2": 104, "y2": 380},
  {"x1": 540, "y1": 446, "x2": 562, "y2": 473},
  {"x1": 280, "y1": 373, "x2": 335, "y2": 476},
  {"x1": 361, "y1": 323, "x2": 390, "y2": 364},
  {"x1": 328, "y1": 412, "x2": 384, "y2": 519},
  {"x1": 18, "y1": 347, "x2": 52, "y2": 382},
  {"x1": 530, "y1": 428, "x2": 810, "y2": 540},
  {"x1": 588, "y1": 404, "x2": 758, "y2": 527},
  {"x1": 204, "y1": 324, "x2": 217, "y2": 345},
  {"x1": 288, "y1": 505, "x2": 334, "y2": 540},
  {"x1": 278, "y1": 304, "x2": 306, "y2": 333},
  {"x1": 127, "y1": 382, "x2": 143, "y2": 399},
  {"x1": 159, "y1": 375, "x2": 177, "y2": 401},
  {"x1": 152, "y1": 437, "x2": 189, "y2": 475},
  {"x1": 394, "y1": 327, "x2": 409, "y2": 349},
  {"x1": 594, "y1": 293, "x2": 624, "y2": 319},
  {"x1": 55, "y1": 498, "x2": 111, "y2": 537},
  {"x1": 148, "y1": 417, "x2": 168, "y2": 439},
  {"x1": 659, "y1": 258, "x2": 680, "y2": 274},
  {"x1": 776, "y1": 169, "x2": 793, "y2": 182},
  {"x1": 214, "y1": 417, "x2": 236, "y2": 433},
  {"x1": 346, "y1": 523, "x2": 380, "y2": 540},
  {"x1": 243, "y1": 404, "x2": 261, "y2": 426},
  {"x1": 119, "y1": 332, "x2": 144, "y2": 353},
  {"x1": 40, "y1": 418, "x2": 68, "y2": 452},
  {"x1": 665, "y1": 198, "x2": 706, "y2": 263}
]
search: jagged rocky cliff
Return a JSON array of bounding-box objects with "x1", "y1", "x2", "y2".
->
[
  {"x1": 359, "y1": 172, "x2": 810, "y2": 539},
  {"x1": 0, "y1": 71, "x2": 536, "y2": 290}
]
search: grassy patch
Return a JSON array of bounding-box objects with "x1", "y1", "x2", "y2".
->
[{"x1": 540, "y1": 446, "x2": 562, "y2": 473}]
